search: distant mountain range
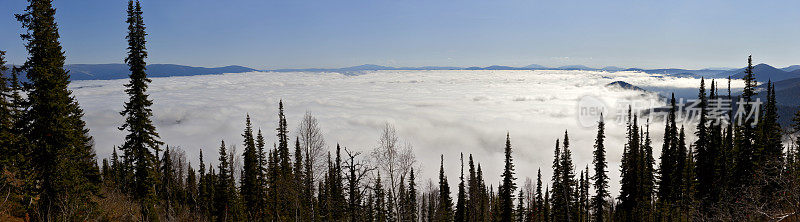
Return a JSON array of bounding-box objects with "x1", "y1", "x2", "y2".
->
[
  {"x1": 66, "y1": 64, "x2": 256, "y2": 80},
  {"x1": 2, "y1": 64, "x2": 257, "y2": 81},
  {"x1": 3, "y1": 63, "x2": 799, "y2": 82}
]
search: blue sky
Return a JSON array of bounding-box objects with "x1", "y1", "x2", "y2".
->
[{"x1": 1, "y1": 0, "x2": 798, "y2": 70}]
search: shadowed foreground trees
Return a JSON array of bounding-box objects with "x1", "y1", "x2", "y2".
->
[{"x1": 2, "y1": 0, "x2": 800, "y2": 221}]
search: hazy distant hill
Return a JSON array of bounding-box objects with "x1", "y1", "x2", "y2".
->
[
  {"x1": 557, "y1": 65, "x2": 596, "y2": 70},
  {"x1": 715, "y1": 63, "x2": 800, "y2": 82},
  {"x1": 65, "y1": 64, "x2": 256, "y2": 80},
  {"x1": 601, "y1": 66, "x2": 625, "y2": 71},
  {"x1": 781, "y1": 65, "x2": 800, "y2": 72},
  {"x1": 524, "y1": 64, "x2": 548, "y2": 69},
  {"x1": 606, "y1": 81, "x2": 646, "y2": 91}
]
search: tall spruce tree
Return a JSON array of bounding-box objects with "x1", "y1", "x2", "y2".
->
[
  {"x1": 0, "y1": 51, "x2": 15, "y2": 171},
  {"x1": 15, "y1": 0, "x2": 101, "y2": 218},
  {"x1": 455, "y1": 153, "x2": 467, "y2": 222},
  {"x1": 695, "y1": 77, "x2": 716, "y2": 211},
  {"x1": 467, "y1": 154, "x2": 479, "y2": 222},
  {"x1": 499, "y1": 133, "x2": 517, "y2": 221},
  {"x1": 117, "y1": 2, "x2": 164, "y2": 218},
  {"x1": 552, "y1": 131, "x2": 576, "y2": 221},
  {"x1": 240, "y1": 114, "x2": 261, "y2": 219},
  {"x1": 657, "y1": 94, "x2": 679, "y2": 221},
  {"x1": 214, "y1": 140, "x2": 235, "y2": 221},
  {"x1": 408, "y1": 167, "x2": 418, "y2": 222},
  {"x1": 592, "y1": 114, "x2": 609, "y2": 222},
  {"x1": 437, "y1": 155, "x2": 454, "y2": 221},
  {"x1": 536, "y1": 169, "x2": 544, "y2": 222},
  {"x1": 733, "y1": 55, "x2": 757, "y2": 188}
]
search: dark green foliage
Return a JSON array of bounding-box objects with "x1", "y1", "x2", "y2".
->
[
  {"x1": 499, "y1": 133, "x2": 517, "y2": 221},
  {"x1": 515, "y1": 189, "x2": 525, "y2": 222},
  {"x1": 116, "y1": 1, "x2": 164, "y2": 219},
  {"x1": 407, "y1": 167, "x2": 418, "y2": 222},
  {"x1": 579, "y1": 168, "x2": 590, "y2": 222},
  {"x1": 551, "y1": 131, "x2": 576, "y2": 221},
  {"x1": 239, "y1": 115, "x2": 261, "y2": 219},
  {"x1": 437, "y1": 155, "x2": 454, "y2": 221},
  {"x1": 214, "y1": 140, "x2": 238, "y2": 221},
  {"x1": 455, "y1": 153, "x2": 467, "y2": 221},
  {"x1": 374, "y1": 171, "x2": 387, "y2": 221},
  {"x1": 15, "y1": 0, "x2": 101, "y2": 219},
  {"x1": 535, "y1": 169, "x2": 544, "y2": 222},
  {"x1": 592, "y1": 114, "x2": 609, "y2": 222}
]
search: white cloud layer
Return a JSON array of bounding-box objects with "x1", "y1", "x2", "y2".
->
[{"x1": 71, "y1": 70, "x2": 743, "y2": 196}]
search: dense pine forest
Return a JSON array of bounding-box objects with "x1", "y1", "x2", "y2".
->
[{"x1": 2, "y1": 0, "x2": 800, "y2": 221}]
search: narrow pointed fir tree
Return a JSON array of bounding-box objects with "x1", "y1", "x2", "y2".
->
[
  {"x1": 581, "y1": 167, "x2": 591, "y2": 222},
  {"x1": 456, "y1": 153, "x2": 467, "y2": 221},
  {"x1": 198, "y1": 149, "x2": 209, "y2": 214},
  {"x1": 437, "y1": 155, "x2": 454, "y2": 221},
  {"x1": 240, "y1": 114, "x2": 261, "y2": 219},
  {"x1": 755, "y1": 81, "x2": 783, "y2": 198},
  {"x1": 294, "y1": 137, "x2": 311, "y2": 221},
  {"x1": 516, "y1": 189, "x2": 526, "y2": 222},
  {"x1": 408, "y1": 167, "x2": 419, "y2": 222},
  {"x1": 732, "y1": 55, "x2": 757, "y2": 189},
  {"x1": 544, "y1": 186, "x2": 551, "y2": 222},
  {"x1": 592, "y1": 113, "x2": 609, "y2": 222},
  {"x1": 374, "y1": 171, "x2": 387, "y2": 222},
  {"x1": 467, "y1": 154, "x2": 479, "y2": 222},
  {"x1": 694, "y1": 77, "x2": 716, "y2": 211},
  {"x1": 550, "y1": 138, "x2": 564, "y2": 220},
  {"x1": 15, "y1": 0, "x2": 101, "y2": 218},
  {"x1": 476, "y1": 164, "x2": 489, "y2": 222},
  {"x1": 641, "y1": 121, "x2": 656, "y2": 220},
  {"x1": 274, "y1": 100, "x2": 296, "y2": 220},
  {"x1": 160, "y1": 146, "x2": 174, "y2": 207},
  {"x1": 500, "y1": 133, "x2": 517, "y2": 221},
  {"x1": 0, "y1": 51, "x2": 19, "y2": 174},
  {"x1": 656, "y1": 94, "x2": 679, "y2": 221},
  {"x1": 553, "y1": 131, "x2": 577, "y2": 221},
  {"x1": 535, "y1": 169, "x2": 544, "y2": 221},
  {"x1": 120, "y1": 0, "x2": 164, "y2": 203},
  {"x1": 214, "y1": 140, "x2": 235, "y2": 221}
]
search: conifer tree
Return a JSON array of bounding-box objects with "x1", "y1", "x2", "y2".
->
[
  {"x1": 516, "y1": 189, "x2": 526, "y2": 222},
  {"x1": 214, "y1": 140, "x2": 235, "y2": 221},
  {"x1": 456, "y1": 153, "x2": 467, "y2": 221},
  {"x1": 437, "y1": 155, "x2": 454, "y2": 221},
  {"x1": 550, "y1": 138, "x2": 564, "y2": 220},
  {"x1": 580, "y1": 168, "x2": 590, "y2": 222},
  {"x1": 641, "y1": 122, "x2": 656, "y2": 220},
  {"x1": 198, "y1": 149, "x2": 210, "y2": 215},
  {"x1": 408, "y1": 167, "x2": 419, "y2": 222},
  {"x1": 240, "y1": 114, "x2": 260, "y2": 219},
  {"x1": 0, "y1": 51, "x2": 16, "y2": 172},
  {"x1": 544, "y1": 186, "x2": 551, "y2": 222},
  {"x1": 552, "y1": 131, "x2": 576, "y2": 221},
  {"x1": 500, "y1": 133, "x2": 517, "y2": 221},
  {"x1": 733, "y1": 55, "x2": 757, "y2": 189},
  {"x1": 535, "y1": 169, "x2": 544, "y2": 222},
  {"x1": 15, "y1": 0, "x2": 101, "y2": 218},
  {"x1": 755, "y1": 81, "x2": 783, "y2": 197},
  {"x1": 592, "y1": 114, "x2": 609, "y2": 222},
  {"x1": 467, "y1": 154, "x2": 479, "y2": 222},
  {"x1": 375, "y1": 171, "x2": 387, "y2": 222},
  {"x1": 160, "y1": 146, "x2": 175, "y2": 209},
  {"x1": 186, "y1": 163, "x2": 198, "y2": 209},
  {"x1": 657, "y1": 95, "x2": 679, "y2": 220}
]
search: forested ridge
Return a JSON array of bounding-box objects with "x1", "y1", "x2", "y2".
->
[{"x1": 2, "y1": 0, "x2": 800, "y2": 221}]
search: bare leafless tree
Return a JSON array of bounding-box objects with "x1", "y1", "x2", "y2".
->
[
  {"x1": 297, "y1": 111, "x2": 327, "y2": 182},
  {"x1": 371, "y1": 122, "x2": 417, "y2": 212}
]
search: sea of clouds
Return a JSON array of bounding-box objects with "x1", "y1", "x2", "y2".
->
[{"x1": 71, "y1": 70, "x2": 743, "y2": 196}]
